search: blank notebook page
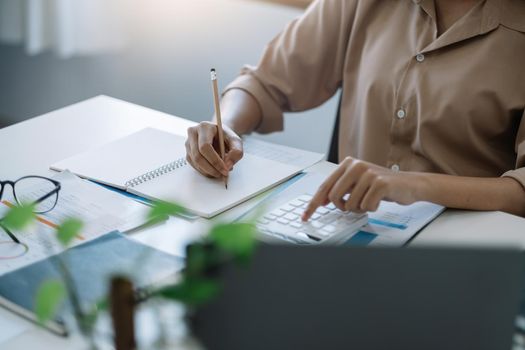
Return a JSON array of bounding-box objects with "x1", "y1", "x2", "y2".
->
[
  {"x1": 130, "y1": 153, "x2": 300, "y2": 218},
  {"x1": 51, "y1": 128, "x2": 186, "y2": 189}
]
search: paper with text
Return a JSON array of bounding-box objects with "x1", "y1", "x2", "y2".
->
[{"x1": 0, "y1": 171, "x2": 149, "y2": 276}]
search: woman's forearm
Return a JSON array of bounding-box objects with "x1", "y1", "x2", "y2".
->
[
  {"x1": 213, "y1": 89, "x2": 263, "y2": 136},
  {"x1": 303, "y1": 157, "x2": 525, "y2": 220},
  {"x1": 416, "y1": 173, "x2": 525, "y2": 216}
]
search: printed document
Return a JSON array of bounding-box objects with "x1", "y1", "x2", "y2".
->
[{"x1": 0, "y1": 171, "x2": 149, "y2": 276}]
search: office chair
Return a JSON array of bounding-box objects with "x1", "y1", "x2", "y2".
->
[{"x1": 327, "y1": 95, "x2": 342, "y2": 164}]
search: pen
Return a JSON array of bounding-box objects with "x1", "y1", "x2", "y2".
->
[{"x1": 210, "y1": 68, "x2": 228, "y2": 189}]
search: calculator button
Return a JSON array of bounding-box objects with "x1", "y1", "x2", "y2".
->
[
  {"x1": 316, "y1": 230, "x2": 330, "y2": 237},
  {"x1": 322, "y1": 225, "x2": 337, "y2": 234},
  {"x1": 289, "y1": 199, "x2": 304, "y2": 207},
  {"x1": 320, "y1": 213, "x2": 342, "y2": 224},
  {"x1": 277, "y1": 218, "x2": 290, "y2": 225},
  {"x1": 297, "y1": 195, "x2": 313, "y2": 203},
  {"x1": 311, "y1": 213, "x2": 321, "y2": 220},
  {"x1": 326, "y1": 203, "x2": 336, "y2": 210},
  {"x1": 310, "y1": 221, "x2": 324, "y2": 229},
  {"x1": 290, "y1": 221, "x2": 303, "y2": 228},
  {"x1": 271, "y1": 209, "x2": 287, "y2": 217},
  {"x1": 284, "y1": 213, "x2": 299, "y2": 221},
  {"x1": 344, "y1": 215, "x2": 363, "y2": 224},
  {"x1": 293, "y1": 208, "x2": 304, "y2": 215},
  {"x1": 315, "y1": 207, "x2": 330, "y2": 215},
  {"x1": 281, "y1": 204, "x2": 295, "y2": 212}
]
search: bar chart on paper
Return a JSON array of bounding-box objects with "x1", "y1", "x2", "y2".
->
[{"x1": 344, "y1": 201, "x2": 445, "y2": 247}]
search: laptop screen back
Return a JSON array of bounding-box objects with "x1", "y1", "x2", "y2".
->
[{"x1": 192, "y1": 245, "x2": 524, "y2": 350}]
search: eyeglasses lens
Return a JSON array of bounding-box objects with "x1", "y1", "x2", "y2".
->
[{"x1": 14, "y1": 177, "x2": 59, "y2": 214}]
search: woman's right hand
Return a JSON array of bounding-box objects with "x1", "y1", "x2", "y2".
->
[{"x1": 185, "y1": 121, "x2": 244, "y2": 178}]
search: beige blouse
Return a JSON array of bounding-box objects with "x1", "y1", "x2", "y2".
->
[{"x1": 225, "y1": 0, "x2": 525, "y2": 188}]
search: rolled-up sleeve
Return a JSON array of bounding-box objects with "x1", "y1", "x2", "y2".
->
[
  {"x1": 223, "y1": 0, "x2": 355, "y2": 133},
  {"x1": 502, "y1": 110, "x2": 525, "y2": 188}
]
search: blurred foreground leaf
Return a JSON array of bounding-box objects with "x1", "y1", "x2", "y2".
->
[
  {"x1": 35, "y1": 280, "x2": 66, "y2": 324},
  {"x1": 158, "y1": 278, "x2": 220, "y2": 306},
  {"x1": 1, "y1": 203, "x2": 36, "y2": 230},
  {"x1": 185, "y1": 243, "x2": 209, "y2": 277},
  {"x1": 147, "y1": 201, "x2": 185, "y2": 224},
  {"x1": 209, "y1": 222, "x2": 257, "y2": 263},
  {"x1": 56, "y1": 218, "x2": 83, "y2": 247}
]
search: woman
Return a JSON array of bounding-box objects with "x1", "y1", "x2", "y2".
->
[{"x1": 185, "y1": 0, "x2": 525, "y2": 220}]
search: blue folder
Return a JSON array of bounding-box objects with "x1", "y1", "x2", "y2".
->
[{"x1": 0, "y1": 231, "x2": 183, "y2": 335}]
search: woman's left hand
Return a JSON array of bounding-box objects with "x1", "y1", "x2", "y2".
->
[{"x1": 302, "y1": 157, "x2": 425, "y2": 221}]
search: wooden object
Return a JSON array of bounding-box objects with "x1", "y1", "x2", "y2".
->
[
  {"x1": 110, "y1": 277, "x2": 136, "y2": 350},
  {"x1": 211, "y1": 68, "x2": 229, "y2": 189}
]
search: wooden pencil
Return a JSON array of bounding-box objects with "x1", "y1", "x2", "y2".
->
[{"x1": 210, "y1": 68, "x2": 228, "y2": 189}]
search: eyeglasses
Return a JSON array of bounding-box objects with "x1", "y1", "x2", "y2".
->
[{"x1": 0, "y1": 176, "x2": 61, "y2": 244}]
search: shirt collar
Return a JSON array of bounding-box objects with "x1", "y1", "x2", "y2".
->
[
  {"x1": 413, "y1": 0, "x2": 500, "y2": 53},
  {"x1": 412, "y1": 0, "x2": 436, "y2": 20},
  {"x1": 412, "y1": 0, "x2": 525, "y2": 33},
  {"x1": 499, "y1": 0, "x2": 525, "y2": 32}
]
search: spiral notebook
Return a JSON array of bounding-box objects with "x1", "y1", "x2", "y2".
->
[{"x1": 50, "y1": 128, "x2": 302, "y2": 218}]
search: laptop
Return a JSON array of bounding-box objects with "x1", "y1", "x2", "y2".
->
[{"x1": 192, "y1": 245, "x2": 525, "y2": 350}]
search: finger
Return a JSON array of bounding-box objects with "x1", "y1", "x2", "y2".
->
[
  {"x1": 189, "y1": 141, "x2": 223, "y2": 178},
  {"x1": 302, "y1": 165, "x2": 346, "y2": 221},
  {"x1": 186, "y1": 155, "x2": 211, "y2": 178},
  {"x1": 344, "y1": 171, "x2": 373, "y2": 212},
  {"x1": 187, "y1": 127, "x2": 217, "y2": 177},
  {"x1": 360, "y1": 181, "x2": 386, "y2": 212},
  {"x1": 185, "y1": 134, "x2": 203, "y2": 174},
  {"x1": 224, "y1": 135, "x2": 243, "y2": 169},
  {"x1": 328, "y1": 167, "x2": 360, "y2": 211},
  {"x1": 198, "y1": 129, "x2": 228, "y2": 176},
  {"x1": 225, "y1": 142, "x2": 243, "y2": 169},
  {"x1": 185, "y1": 127, "x2": 198, "y2": 160}
]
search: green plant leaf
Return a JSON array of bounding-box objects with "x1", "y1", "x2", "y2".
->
[
  {"x1": 95, "y1": 297, "x2": 108, "y2": 312},
  {"x1": 158, "y1": 278, "x2": 220, "y2": 306},
  {"x1": 209, "y1": 222, "x2": 257, "y2": 262},
  {"x1": 35, "y1": 280, "x2": 66, "y2": 324},
  {"x1": 185, "y1": 243, "x2": 209, "y2": 276},
  {"x1": 56, "y1": 218, "x2": 84, "y2": 247},
  {"x1": 147, "y1": 201, "x2": 185, "y2": 224},
  {"x1": 1, "y1": 203, "x2": 36, "y2": 230}
]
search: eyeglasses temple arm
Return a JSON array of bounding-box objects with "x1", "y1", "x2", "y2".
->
[
  {"x1": 33, "y1": 186, "x2": 60, "y2": 205},
  {"x1": 0, "y1": 221, "x2": 21, "y2": 244}
]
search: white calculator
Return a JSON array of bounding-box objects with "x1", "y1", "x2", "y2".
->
[{"x1": 257, "y1": 194, "x2": 368, "y2": 245}]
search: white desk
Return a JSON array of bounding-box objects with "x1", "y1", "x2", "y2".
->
[{"x1": 2, "y1": 95, "x2": 525, "y2": 349}]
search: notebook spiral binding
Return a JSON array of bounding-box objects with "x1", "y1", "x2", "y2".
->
[{"x1": 125, "y1": 157, "x2": 187, "y2": 188}]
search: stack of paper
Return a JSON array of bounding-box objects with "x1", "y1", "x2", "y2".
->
[{"x1": 0, "y1": 171, "x2": 150, "y2": 277}]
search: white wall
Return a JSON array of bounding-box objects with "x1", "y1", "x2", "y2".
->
[{"x1": 0, "y1": 0, "x2": 338, "y2": 153}]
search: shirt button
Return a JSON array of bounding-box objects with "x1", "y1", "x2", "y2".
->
[
  {"x1": 391, "y1": 164, "x2": 400, "y2": 172},
  {"x1": 416, "y1": 53, "x2": 425, "y2": 62},
  {"x1": 396, "y1": 109, "x2": 406, "y2": 119}
]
